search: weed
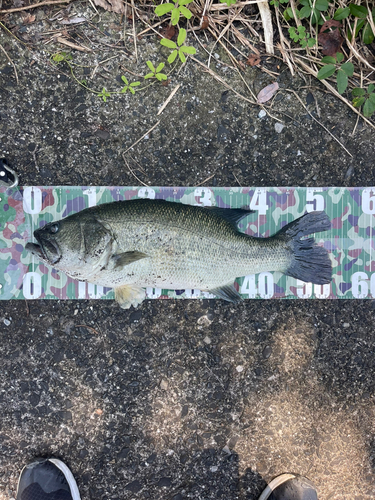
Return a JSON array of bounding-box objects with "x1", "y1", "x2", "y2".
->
[
  {"x1": 98, "y1": 88, "x2": 111, "y2": 102},
  {"x1": 270, "y1": 0, "x2": 289, "y2": 7},
  {"x1": 155, "y1": 0, "x2": 192, "y2": 26},
  {"x1": 144, "y1": 61, "x2": 168, "y2": 81},
  {"x1": 288, "y1": 25, "x2": 315, "y2": 48},
  {"x1": 352, "y1": 85, "x2": 375, "y2": 118},
  {"x1": 121, "y1": 76, "x2": 141, "y2": 94},
  {"x1": 298, "y1": 0, "x2": 329, "y2": 24},
  {"x1": 160, "y1": 28, "x2": 196, "y2": 64},
  {"x1": 219, "y1": 0, "x2": 237, "y2": 7},
  {"x1": 317, "y1": 52, "x2": 354, "y2": 95}
]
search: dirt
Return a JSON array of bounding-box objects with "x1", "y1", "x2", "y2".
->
[{"x1": 0, "y1": 4, "x2": 375, "y2": 500}]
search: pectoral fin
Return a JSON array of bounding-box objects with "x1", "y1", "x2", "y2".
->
[
  {"x1": 208, "y1": 283, "x2": 243, "y2": 303},
  {"x1": 115, "y1": 284, "x2": 146, "y2": 309},
  {"x1": 112, "y1": 251, "x2": 148, "y2": 269}
]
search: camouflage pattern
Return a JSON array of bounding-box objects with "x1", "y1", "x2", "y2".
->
[{"x1": 1, "y1": 186, "x2": 375, "y2": 301}]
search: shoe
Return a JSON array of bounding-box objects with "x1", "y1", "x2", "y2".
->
[
  {"x1": 16, "y1": 458, "x2": 81, "y2": 500},
  {"x1": 258, "y1": 473, "x2": 318, "y2": 500}
]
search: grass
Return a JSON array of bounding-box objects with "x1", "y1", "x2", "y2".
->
[{"x1": 0, "y1": 0, "x2": 374, "y2": 126}]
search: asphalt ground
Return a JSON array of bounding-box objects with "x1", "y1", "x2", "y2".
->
[{"x1": 1, "y1": 5, "x2": 375, "y2": 499}]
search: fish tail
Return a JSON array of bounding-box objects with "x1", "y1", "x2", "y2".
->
[{"x1": 276, "y1": 211, "x2": 332, "y2": 285}]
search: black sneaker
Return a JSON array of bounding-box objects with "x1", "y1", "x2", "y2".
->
[
  {"x1": 16, "y1": 458, "x2": 81, "y2": 500},
  {"x1": 258, "y1": 473, "x2": 318, "y2": 500}
]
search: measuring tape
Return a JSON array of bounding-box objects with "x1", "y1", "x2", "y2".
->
[{"x1": 1, "y1": 182, "x2": 374, "y2": 302}]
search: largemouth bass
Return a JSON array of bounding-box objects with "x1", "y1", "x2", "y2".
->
[{"x1": 25, "y1": 199, "x2": 332, "y2": 309}]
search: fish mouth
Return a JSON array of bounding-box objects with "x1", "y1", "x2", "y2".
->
[{"x1": 25, "y1": 235, "x2": 61, "y2": 265}]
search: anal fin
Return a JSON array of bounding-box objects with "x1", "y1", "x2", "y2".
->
[
  {"x1": 115, "y1": 284, "x2": 146, "y2": 309},
  {"x1": 208, "y1": 283, "x2": 243, "y2": 303}
]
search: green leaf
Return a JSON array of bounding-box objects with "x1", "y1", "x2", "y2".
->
[
  {"x1": 146, "y1": 60, "x2": 155, "y2": 73},
  {"x1": 177, "y1": 28, "x2": 187, "y2": 46},
  {"x1": 156, "y1": 62, "x2": 165, "y2": 73},
  {"x1": 369, "y1": 92, "x2": 375, "y2": 104},
  {"x1": 356, "y1": 18, "x2": 366, "y2": 37},
  {"x1": 179, "y1": 51, "x2": 186, "y2": 63},
  {"x1": 179, "y1": 5, "x2": 192, "y2": 19},
  {"x1": 121, "y1": 75, "x2": 129, "y2": 85},
  {"x1": 155, "y1": 73, "x2": 167, "y2": 81},
  {"x1": 317, "y1": 64, "x2": 336, "y2": 80},
  {"x1": 334, "y1": 7, "x2": 350, "y2": 20},
  {"x1": 368, "y1": 84, "x2": 375, "y2": 93},
  {"x1": 171, "y1": 7, "x2": 180, "y2": 25},
  {"x1": 168, "y1": 50, "x2": 178, "y2": 64},
  {"x1": 311, "y1": 8, "x2": 321, "y2": 24},
  {"x1": 352, "y1": 96, "x2": 365, "y2": 107},
  {"x1": 299, "y1": 0, "x2": 309, "y2": 5},
  {"x1": 297, "y1": 25, "x2": 306, "y2": 35},
  {"x1": 321, "y1": 55, "x2": 336, "y2": 64},
  {"x1": 179, "y1": 0, "x2": 191, "y2": 5},
  {"x1": 307, "y1": 38, "x2": 316, "y2": 47},
  {"x1": 130, "y1": 81, "x2": 141, "y2": 87},
  {"x1": 349, "y1": 4, "x2": 368, "y2": 18},
  {"x1": 129, "y1": 87, "x2": 135, "y2": 95},
  {"x1": 180, "y1": 45, "x2": 196, "y2": 54},
  {"x1": 340, "y1": 62, "x2": 354, "y2": 77},
  {"x1": 315, "y1": 0, "x2": 328, "y2": 11},
  {"x1": 336, "y1": 69, "x2": 348, "y2": 94},
  {"x1": 155, "y1": 3, "x2": 174, "y2": 16},
  {"x1": 299, "y1": 5, "x2": 311, "y2": 18},
  {"x1": 363, "y1": 97, "x2": 375, "y2": 117},
  {"x1": 121, "y1": 87, "x2": 128, "y2": 93},
  {"x1": 288, "y1": 27, "x2": 297, "y2": 40},
  {"x1": 362, "y1": 22, "x2": 375, "y2": 44},
  {"x1": 144, "y1": 73, "x2": 154, "y2": 79},
  {"x1": 53, "y1": 53, "x2": 65, "y2": 62},
  {"x1": 284, "y1": 7, "x2": 294, "y2": 20},
  {"x1": 160, "y1": 38, "x2": 177, "y2": 49},
  {"x1": 352, "y1": 87, "x2": 366, "y2": 97},
  {"x1": 283, "y1": 9, "x2": 291, "y2": 21},
  {"x1": 336, "y1": 52, "x2": 344, "y2": 63}
]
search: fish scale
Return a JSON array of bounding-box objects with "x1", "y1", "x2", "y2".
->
[
  {"x1": 101, "y1": 201, "x2": 291, "y2": 290},
  {"x1": 2, "y1": 186, "x2": 374, "y2": 305},
  {"x1": 25, "y1": 198, "x2": 331, "y2": 308}
]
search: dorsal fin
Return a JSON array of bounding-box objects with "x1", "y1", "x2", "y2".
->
[{"x1": 205, "y1": 206, "x2": 254, "y2": 227}]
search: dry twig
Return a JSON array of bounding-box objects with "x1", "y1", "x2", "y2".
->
[
  {"x1": 0, "y1": 0, "x2": 72, "y2": 13},
  {"x1": 0, "y1": 43, "x2": 18, "y2": 84}
]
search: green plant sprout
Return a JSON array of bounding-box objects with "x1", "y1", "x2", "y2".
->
[
  {"x1": 298, "y1": 0, "x2": 329, "y2": 24},
  {"x1": 288, "y1": 25, "x2": 315, "y2": 48},
  {"x1": 121, "y1": 76, "x2": 141, "y2": 93},
  {"x1": 98, "y1": 88, "x2": 111, "y2": 102},
  {"x1": 346, "y1": 4, "x2": 375, "y2": 45},
  {"x1": 160, "y1": 28, "x2": 196, "y2": 64},
  {"x1": 352, "y1": 84, "x2": 375, "y2": 118},
  {"x1": 51, "y1": 53, "x2": 157, "y2": 101},
  {"x1": 219, "y1": 0, "x2": 236, "y2": 7},
  {"x1": 144, "y1": 61, "x2": 168, "y2": 81},
  {"x1": 52, "y1": 52, "x2": 73, "y2": 63},
  {"x1": 270, "y1": 0, "x2": 289, "y2": 7},
  {"x1": 155, "y1": 0, "x2": 192, "y2": 25},
  {"x1": 317, "y1": 52, "x2": 354, "y2": 95}
]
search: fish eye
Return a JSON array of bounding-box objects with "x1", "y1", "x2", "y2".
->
[{"x1": 49, "y1": 223, "x2": 59, "y2": 234}]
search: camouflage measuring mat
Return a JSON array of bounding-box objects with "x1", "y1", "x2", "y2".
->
[{"x1": 1, "y1": 186, "x2": 375, "y2": 302}]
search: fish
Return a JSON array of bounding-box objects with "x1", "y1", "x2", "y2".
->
[{"x1": 25, "y1": 199, "x2": 332, "y2": 309}]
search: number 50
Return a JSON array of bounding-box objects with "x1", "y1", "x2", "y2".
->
[{"x1": 306, "y1": 188, "x2": 325, "y2": 212}]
